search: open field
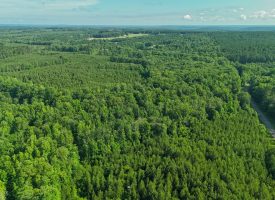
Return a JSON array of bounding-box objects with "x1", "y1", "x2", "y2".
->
[{"x1": 87, "y1": 33, "x2": 149, "y2": 40}]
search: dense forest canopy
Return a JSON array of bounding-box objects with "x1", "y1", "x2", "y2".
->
[{"x1": 0, "y1": 27, "x2": 274, "y2": 199}]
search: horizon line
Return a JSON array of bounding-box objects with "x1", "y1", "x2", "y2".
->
[{"x1": 0, "y1": 24, "x2": 275, "y2": 27}]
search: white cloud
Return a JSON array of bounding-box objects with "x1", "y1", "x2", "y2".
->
[
  {"x1": 232, "y1": 7, "x2": 244, "y2": 13},
  {"x1": 240, "y1": 14, "x2": 247, "y2": 20},
  {"x1": 250, "y1": 9, "x2": 275, "y2": 19},
  {"x1": 252, "y1": 10, "x2": 267, "y2": 18},
  {"x1": 183, "y1": 14, "x2": 192, "y2": 20},
  {"x1": 179, "y1": 7, "x2": 275, "y2": 24}
]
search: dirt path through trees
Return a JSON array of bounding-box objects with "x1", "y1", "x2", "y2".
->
[{"x1": 251, "y1": 100, "x2": 275, "y2": 138}]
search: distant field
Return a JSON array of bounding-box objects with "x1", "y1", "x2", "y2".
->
[{"x1": 87, "y1": 33, "x2": 148, "y2": 40}]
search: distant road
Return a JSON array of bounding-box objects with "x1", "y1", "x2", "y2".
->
[{"x1": 251, "y1": 100, "x2": 275, "y2": 138}]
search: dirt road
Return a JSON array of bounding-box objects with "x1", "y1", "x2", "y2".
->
[{"x1": 251, "y1": 100, "x2": 275, "y2": 138}]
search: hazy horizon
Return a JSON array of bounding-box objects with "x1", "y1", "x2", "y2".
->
[{"x1": 1, "y1": 0, "x2": 275, "y2": 25}]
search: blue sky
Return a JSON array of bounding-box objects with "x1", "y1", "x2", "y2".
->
[{"x1": 1, "y1": 0, "x2": 275, "y2": 25}]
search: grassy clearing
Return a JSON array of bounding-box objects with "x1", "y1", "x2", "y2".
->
[{"x1": 87, "y1": 33, "x2": 148, "y2": 40}]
